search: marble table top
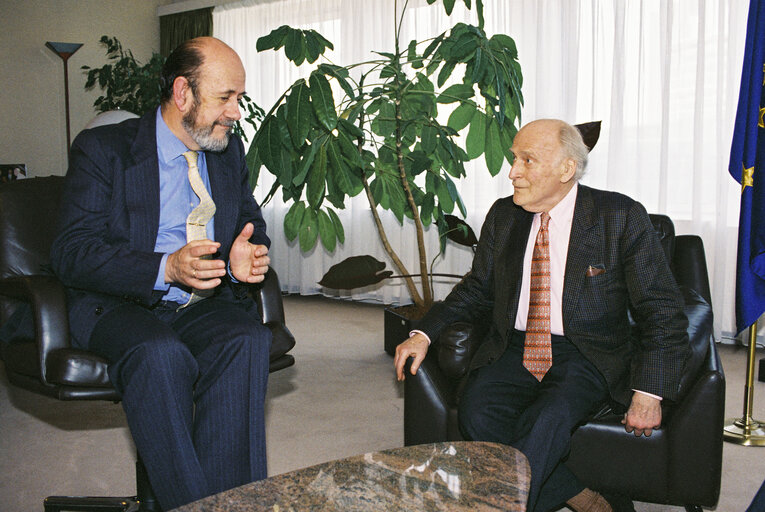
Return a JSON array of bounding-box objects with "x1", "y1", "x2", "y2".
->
[{"x1": 173, "y1": 441, "x2": 530, "y2": 511}]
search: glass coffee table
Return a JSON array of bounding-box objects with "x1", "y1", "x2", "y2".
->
[{"x1": 173, "y1": 441, "x2": 530, "y2": 511}]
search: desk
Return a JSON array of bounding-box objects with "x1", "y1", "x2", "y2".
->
[{"x1": 174, "y1": 441, "x2": 530, "y2": 511}]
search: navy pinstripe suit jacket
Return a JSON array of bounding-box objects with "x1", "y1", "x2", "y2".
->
[
  {"x1": 418, "y1": 184, "x2": 690, "y2": 405},
  {"x1": 50, "y1": 109, "x2": 269, "y2": 348}
]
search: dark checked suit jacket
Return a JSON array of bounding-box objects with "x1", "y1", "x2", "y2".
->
[
  {"x1": 417, "y1": 184, "x2": 690, "y2": 405},
  {"x1": 50, "y1": 109, "x2": 269, "y2": 347}
]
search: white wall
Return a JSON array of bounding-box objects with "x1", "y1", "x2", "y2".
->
[{"x1": 0, "y1": 0, "x2": 169, "y2": 177}]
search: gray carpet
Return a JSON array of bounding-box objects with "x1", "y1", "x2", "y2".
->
[{"x1": 0, "y1": 294, "x2": 763, "y2": 511}]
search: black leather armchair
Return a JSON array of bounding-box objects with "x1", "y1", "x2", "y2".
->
[
  {"x1": 403, "y1": 214, "x2": 724, "y2": 512},
  {"x1": 0, "y1": 176, "x2": 296, "y2": 511}
]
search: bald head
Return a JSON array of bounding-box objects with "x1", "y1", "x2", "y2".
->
[
  {"x1": 519, "y1": 119, "x2": 589, "y2": 180},
  {"x1": 160, "y1": 37, "x2": 243, "y2": 105}
]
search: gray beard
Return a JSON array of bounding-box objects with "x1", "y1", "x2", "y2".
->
[{"x1": 182, "y1": 105, "x2": 234, "y2": 152}]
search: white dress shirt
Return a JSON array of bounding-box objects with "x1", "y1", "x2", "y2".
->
[{"x1": 514, "y1": 185, "x2": 578, "y2": 335}]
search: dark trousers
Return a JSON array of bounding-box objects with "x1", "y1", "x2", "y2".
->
[
  {"x1": 88, "y1": 292, "x2": 272, "y2": 510},
  {"x1": 458, "y1": 331, "x2": 608, "y2": 512}
]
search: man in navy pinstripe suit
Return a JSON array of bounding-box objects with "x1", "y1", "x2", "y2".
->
[
  {"x1": 51, "y1": 38, "x2": 272, "y2": 510},
  {"x1": 395, "y1": 119, "x2": 691, "y2": 512}
]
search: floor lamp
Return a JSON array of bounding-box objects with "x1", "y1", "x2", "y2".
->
[{"x1": 45, "y1": 42, "x2": 83, "y2": 166}]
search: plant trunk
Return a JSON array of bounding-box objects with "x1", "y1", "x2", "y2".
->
[{"x1": 357, "y1": 112, "x2": 425, "y2": 309}]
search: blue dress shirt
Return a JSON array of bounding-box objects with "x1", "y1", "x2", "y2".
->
[{"x1": 153, "y1": 108, "x2": 215, "y2": 303}]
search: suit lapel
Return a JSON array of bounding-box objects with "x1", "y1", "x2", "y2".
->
[
  {"x1": 562, "y1": 185, "x2": 600, "y2": 327},
  {"x1": 499, "y1": 205, "x2": 533, "y2": 328},
  {"x1": 207, "y1": 151, "x2": 235, "y2": 253},
  {"x1": 125, "y1": 111, "x2": 161, "y2": 252}
]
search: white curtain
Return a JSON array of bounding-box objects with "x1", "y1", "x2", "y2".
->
[{"x1": 214, "y1": 0, "x2": 750, "y2": 342}]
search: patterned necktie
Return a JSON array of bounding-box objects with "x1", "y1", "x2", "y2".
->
[
  {"x1": 180, "y1": 150, "x2": 216, "y2": 307},
  {"x1": 523, "y1": 212, "x2": 552, "y2": 380}
]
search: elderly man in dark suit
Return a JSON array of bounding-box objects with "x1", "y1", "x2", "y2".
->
[
  {"x1": 394, "y1": 119, "x2": 690, "y2": 512},
  {"x1": 50, "y1": 37, "x2": 272, "y2": 510}
]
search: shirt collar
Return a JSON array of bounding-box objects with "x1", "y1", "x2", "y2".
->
[{"x1": 156, "y1": 106, "x2": 194, "y2": 165}]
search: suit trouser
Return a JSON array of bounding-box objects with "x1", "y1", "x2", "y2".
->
[
  {"x1": 458, "y1": 330, "x2": 608, "y2": 512},
  {"x1": 87, "y1": 291, "x2": 272, "y2": 510}
]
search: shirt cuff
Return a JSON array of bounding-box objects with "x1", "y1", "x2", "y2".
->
[
  {"x1": 633, "y1": 389, "x2": 663, "y2": 401},
  {"x1": 409, "y1": 329, "x2": 432, "y2": 345},
  {"x1": 227, "y1": 260, "x2": 239, "y2": 283},
  {"x1": 154, "y1": 254, "x2": 171, "y2": 291}
]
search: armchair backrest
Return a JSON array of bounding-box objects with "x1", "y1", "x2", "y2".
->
[{"x1": 0, "y1": 176, "x2": 64, "y2": 321}]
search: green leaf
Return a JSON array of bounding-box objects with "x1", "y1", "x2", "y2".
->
[
  {"x1": 422, "y1": 33, "x2": 445, "y2": 60},
  {"x1": 437, "y1": 83, "x2": 474, "y2": 104},
  {"x1": 318, "y1": 64, "x2": 355, "y2": 100},
  {"x1": 444, "y1": 174, "x2": 466, "y2": 217},
  {"x1": 327, "y1": 207, "x2": 345, "y2": 244},
  {"x1": 284, "y1": 201, "x2": 306, "y2": 241},
  {"x1": 435, "y1": 175, "x2": 455, "y2": 213},
  {"x1": 287, "y1": 80, "x2": 312, "y2": 147},
  {"x1": 443, "y1": 0, "x2": 456, "y2": 14},
  {"x1": 407, "y1": 40, "x2": 422, "y2": 69},
  {"x1": 421, "y1": 124, "x2": 438, "y2": 154},
  {"x1": 337, "y1": 118, "x2": 364, "y2": 139},
  {"x1": 304, "y1": 30, "x2": 321, "y2": 63},
  {"x1": 448, "y1": 101, "x2": 476, "y2": 132},
  {"x1": 409, "y1": 151, "x2": 432, "y2": 175},
  {"x1": 317, "y1": 209, "x2": 336, "y2": 252},
  {"x1": 466, "y1": 112, "x2": 486, "y2": 159},
  {"x1": 420, "y1": 192, "x2": 435, "y2": 226},
  {"x1": 470, "y1": 47, "x2": 486, "y2": 83},
  {"x1": 306, "y1": 145, "x2": 327, "y2": 208},
  {"x1": 484, "y1": 117, "x2": 504, "y2": 176},
  {"x1": 437, "y1": 59, "x2": 457, "y2": 88},
  {"x1": 258, "y1": 117, "x2": 285, "y2": 176},
  {"x1": 311, "y1": 30, "x2": 334, "y2": 52},
  {"x1": 309, "y1": 72, "x2": 337, "y2": 131},
  {"x1": 370, "y1": 101, "x2": 396, "y2": 138},
  {"x1": 491, "y1": 33, "x2": 518, "y2": 58},
  {"x1": 299, "y1": 208, "x2": 319, "y2": 252},
  {"x1": 256, "y1": 25, "x2": 289, "y2": 52},
  {"x1": 292, "y1": 138, "x2": 320, "y2": 186},
  {"x1": 284, "y1": 29, "x2": 305, "y2": 65}
]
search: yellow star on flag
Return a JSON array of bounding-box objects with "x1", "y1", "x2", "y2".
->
[
  {"x1": 742, "y1": 164, "x2": 754, "y2": 192},
  {"x1": 760, "y1": 107, "x2": 765, "y2": 129}
]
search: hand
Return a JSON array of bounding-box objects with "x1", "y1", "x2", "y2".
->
[
  {"x1": 622, "y1": 392, "x2": 662, "y2": 437},
  {"x1": 230, "y1": 223, "x2": 270, "y2": 283},
  {"x1": 394, "y1": 333, "x2": 429, "y2": 381},
  {"x1": 165, "y1": 239, "x2": 225, "y2": 289}
]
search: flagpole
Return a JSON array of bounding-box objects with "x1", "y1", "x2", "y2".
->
[{"x1": 724, "y1": 320, "x2": 765, "y2": 446}]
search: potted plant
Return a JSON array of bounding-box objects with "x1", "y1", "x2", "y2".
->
[{"x1": 247, "y1": 0, "x2": 523, "y2": 350}]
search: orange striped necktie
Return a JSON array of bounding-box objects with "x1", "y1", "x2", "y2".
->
[{"x1": 523, "y1": 211, "x2": 552, "y2": 380}]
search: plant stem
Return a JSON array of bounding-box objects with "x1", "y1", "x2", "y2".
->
[
  {"x1": 392, "y1": 0, "x2": 433, "y2": 308},
  {"x1": 357, "y1": 109, "x2": 425, "y2": 308}
]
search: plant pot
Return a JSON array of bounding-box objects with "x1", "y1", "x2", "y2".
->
[{"x1": 383, "y1": 304, "x2": 432, "y2": 356}]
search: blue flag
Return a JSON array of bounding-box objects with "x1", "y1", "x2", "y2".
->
[{"x1": 730, "y1": 0, "x2": 765, "y2": 335}]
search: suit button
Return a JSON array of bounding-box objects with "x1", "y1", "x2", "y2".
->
[{"x1": 95, "y1": 306, "x2": 103, "y2": 315}]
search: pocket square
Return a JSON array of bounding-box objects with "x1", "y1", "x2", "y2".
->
[{"x1": 586, "y1": 265, "x2": 606, "y2": 277}]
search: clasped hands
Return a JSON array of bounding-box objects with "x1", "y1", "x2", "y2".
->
[{"x1": 165, "y1": 222, "x2": 269, "y2": 288}]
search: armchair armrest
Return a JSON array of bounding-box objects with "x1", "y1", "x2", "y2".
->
[
  {"x1": 0, "y1": 275, "x2": 69, "y2": 385},
  {"x1": 250, "y1": 268, "x2": 296, "y2": 364},
  {"x1": 436, "y1": 320, "x2": 488, "y2": 380}
]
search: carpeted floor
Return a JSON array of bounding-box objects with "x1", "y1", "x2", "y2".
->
[{"x1": 1, "y1": 294, "x2": 763, "y2": 511}]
